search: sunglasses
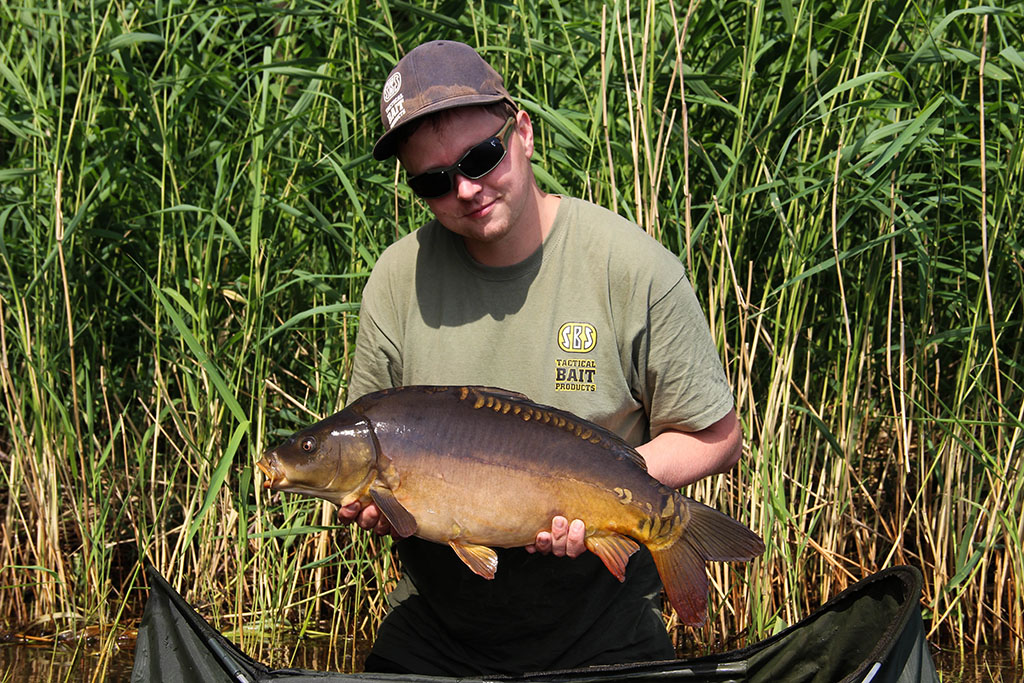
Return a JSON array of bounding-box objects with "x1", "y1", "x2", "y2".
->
[{"x1": 406, "y1": 116, "x2": 517, "y2": 199}]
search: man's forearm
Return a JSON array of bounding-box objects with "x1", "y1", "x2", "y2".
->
[{"x1": 637, "y1": 409, "x2": 743, "y2": 489}]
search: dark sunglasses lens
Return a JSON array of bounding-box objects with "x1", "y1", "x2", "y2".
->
[
  {"x1": 407, "y1": 124, "x2": 510, "y2": 198},
  {"x1": 459, "y1": 138, "x2": 505, "y2": 178},
  {"x1": 408, "y1": 171, "x2": 452, "y2": 199}
]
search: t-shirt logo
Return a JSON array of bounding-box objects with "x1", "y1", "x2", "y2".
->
[
  {"x1": 557, "y1": 322, "x2": 597, "y2": 353},
  {"x1": 555, "y1": 322, "x2": 598, "y2": 393}
]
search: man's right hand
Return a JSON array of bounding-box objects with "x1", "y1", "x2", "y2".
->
[
  {"x1": 337, "y1": 501, "x2": 395, "y2": 536},
  {"x1": 525, "y1": 516, "x2": 587, "y2": 557}
]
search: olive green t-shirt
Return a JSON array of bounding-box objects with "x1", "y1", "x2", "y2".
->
[
  {"x1": 348, "y1": 196, "x2": 734, "y2": 675},
  {"x1": 349, "y1": 196, "x2": 732, "y2": 441}
]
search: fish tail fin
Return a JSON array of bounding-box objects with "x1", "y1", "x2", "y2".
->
[
  {"x1": 649, "y1": 537, "x2": 711, "y2": 627},
  {"x1": 649, "y1": 499, "x2": 764, "y2": 627}
]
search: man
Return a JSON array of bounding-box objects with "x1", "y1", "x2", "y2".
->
[{"x1": 340, "y1": 40, "x2": 742, "y2": 676}]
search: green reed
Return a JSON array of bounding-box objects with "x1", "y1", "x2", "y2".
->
[{"x1": 1, "y1": 0, "x2": 1021, "y2": 675}]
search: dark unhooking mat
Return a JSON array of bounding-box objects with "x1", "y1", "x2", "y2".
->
[{"x1": 131, "y1": 564, "x2": 938, "y2": 683}]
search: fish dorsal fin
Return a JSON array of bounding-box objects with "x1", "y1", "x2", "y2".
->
[
  {"x1": 449, "y1": 540, "x2": 499, "y2": 579},
  {"x1": 585, "y1": 531, "x2": 640, "y2": 582},
  {"x1": 462, "y1": 386, "x2": 532, "y2": 402},
  {"x1": 369, "y1": 487, "x2": 418, "y2": 538}
]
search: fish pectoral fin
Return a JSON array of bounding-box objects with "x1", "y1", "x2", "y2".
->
[
  {"x1": 585, "y1": 532, "x2": 640, "y2": 582},
  {"x1": 449, "y1": 541, "x2": 499, "y2": 580},
  {"x1": 368, "y1": 487, "x2": 418, "y2": 538}
]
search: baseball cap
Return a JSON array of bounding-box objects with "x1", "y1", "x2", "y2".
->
[{"x1": 373, "y1": 40, "x2": 516, "y2": 161}]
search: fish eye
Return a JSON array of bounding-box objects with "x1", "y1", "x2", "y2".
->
[{"x1": 300, "y1": 436, "x2": 317, "y2": 453}]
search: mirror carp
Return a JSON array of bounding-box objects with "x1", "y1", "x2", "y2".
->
[{"x1": 256, "y1": 385, "x2": 764, "y2": 626}]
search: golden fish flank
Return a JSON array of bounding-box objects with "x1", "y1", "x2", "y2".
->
[{"x1": 257, "y1": 385, "x2": 765, "y2": 627}]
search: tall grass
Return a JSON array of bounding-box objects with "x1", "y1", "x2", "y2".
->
[{"x1": 1, "y1": 0, "x2": 1021, "y2": 675}]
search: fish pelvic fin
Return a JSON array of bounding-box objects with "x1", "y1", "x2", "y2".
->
[
  {"x1": 369, "y1": 487, "x2": 418, "y2": 538},
  {"x1": 585, "y1": 532, "x2": 640, "y2": 582},
  {"x1": 449, "y1": 541, "x2": 499, "y2": 579},
  {"x1": 649, "y1": 499, "x2": 765, "y2": 627}
]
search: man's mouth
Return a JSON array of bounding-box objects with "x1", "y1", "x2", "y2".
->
[{"x1": 464, "y1": 199, "x2": 496, "y2": 218}]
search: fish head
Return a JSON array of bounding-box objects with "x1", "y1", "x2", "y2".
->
[{"x1": 257, "y1": 409, "x2": 379, "y2": 507}]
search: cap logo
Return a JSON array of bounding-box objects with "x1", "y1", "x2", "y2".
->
[
  {"x1": 383, "y1": 72, "x2": 406, "y2": 129},
  {"x1": 383, "y1": 72, "x2": 403, "y2": 102},
  {"x1": 385, "y1": 95, "x2": 406, "y2": 129}
]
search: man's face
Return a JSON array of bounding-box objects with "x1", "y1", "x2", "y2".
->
[{"x1": 397, "y1": 106, "x2": 537, "y2": 266}]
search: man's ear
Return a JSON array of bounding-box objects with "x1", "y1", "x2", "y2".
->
[{"x1": 514, "y1": 109, "x2": 535, "y2": 159}]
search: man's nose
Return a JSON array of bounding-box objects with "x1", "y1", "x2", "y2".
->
[{"x1": 454, "y1": 173, "x2": 483, "y2": 200}]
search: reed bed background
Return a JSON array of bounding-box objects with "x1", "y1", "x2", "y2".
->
[{"x1": 1, "y1": 0, "x2": 1022, "y2": 676}]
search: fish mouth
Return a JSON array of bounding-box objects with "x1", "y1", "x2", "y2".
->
[{"x1": 255, "y1": 455, "x2": 281, "y2": 488}]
